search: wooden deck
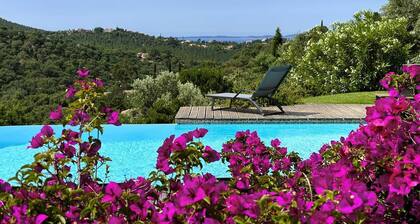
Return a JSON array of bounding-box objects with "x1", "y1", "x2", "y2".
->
[{"x1": 175, "y1": 104, "x2": 371, "y2": 123}]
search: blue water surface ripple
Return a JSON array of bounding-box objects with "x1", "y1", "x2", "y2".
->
[{"x1": 0, "y1": 123, "x2": 359, "y2": 182}]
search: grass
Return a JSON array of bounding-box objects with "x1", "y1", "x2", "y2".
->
[{"x1": 300, "y1": 91, "x2": 387, "y2": 104}]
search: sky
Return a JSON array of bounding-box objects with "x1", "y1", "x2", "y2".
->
[{"x1": 0, "y1": 0, "x2": 388, "y2": 37}]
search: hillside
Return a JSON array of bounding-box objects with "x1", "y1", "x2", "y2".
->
[
  {"x1": 0, "y1": 18, "x2": 244, "y2": 125},
  {"x1": 53, "y1": 29, "x2": 240, "y2": 63},
  {"x1": 0, "y1": 17, "x2": 44, "y2": 32}
]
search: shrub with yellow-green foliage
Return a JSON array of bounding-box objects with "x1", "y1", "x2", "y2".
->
[
  {"x1": 287, "y1": 11, "x2": 412, "y2": 95},
  {"x1": 128, "y1": 71, "x2": 208, "y2": 123}
]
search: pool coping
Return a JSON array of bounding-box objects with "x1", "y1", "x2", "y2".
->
[{"x1": 176, "y1": 118, "x2": 365, "y2": 124}]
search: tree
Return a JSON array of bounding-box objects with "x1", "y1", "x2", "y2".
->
[
  {"x1": 293, "y1": 11, "x2": 411, "y2": 95},
  {"x1": 179, "y1": 67, "x2": 232, "y2": 93},
  {"x1": 381, "y1": 0, "x2": 420, "y2": 60},
  {"x1": 93, "y1": 27, "x2": 104, "y2": 33},
  {"x1": 381, "y1": 0, "x2": 420, "y2": 31},
  {"x1": 272, "y1": 27, "x2": 283, "y2": 56}
]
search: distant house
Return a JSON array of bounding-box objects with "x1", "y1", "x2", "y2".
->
[
  {"x1": 104, "y1": 28, "x2": 115, "y2": 33},
  {"x1": 181, "y1": 40, "x2": 192, "y2": 44},
  {"x1": 224, "y1": 45, "x2": 234, "y2": 50},
  {"x1": 188, "y1": 43, "x2": 208, "y2": 48},
  {"x1": 137, "y1": 52, "x2": 149, "y2": 61}
]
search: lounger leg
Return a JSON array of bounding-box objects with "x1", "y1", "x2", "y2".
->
[
  {"x1": 249, "y1": 99, "x2": 264, "y2": 115},
  {"x1": 278, "y1": 105, "x2": 285, "y2": 113},
  {"x1": 229, "y1": 99, "x2": 234, "y2": 109},
  {"x1": 268, "y1": 97, "x2": 285, "y2": 115},
  {"x1": 272, "y1": 98, "x2": 285, "y2": 114}
]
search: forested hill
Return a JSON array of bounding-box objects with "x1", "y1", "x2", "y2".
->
[
  {"x1": 0, "y1": 17, "x2": 243, "y2": 125},
  {"x1": 54, "y1": 29, "x2": 240, "y2": 63},
  {"x1": 0, "y1": 18, "x2": 44, "y2": 32}
]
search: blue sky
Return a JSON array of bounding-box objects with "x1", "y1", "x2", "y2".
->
[{"x1": 0, "y1": 0, "x2": 387, "y2": 36}]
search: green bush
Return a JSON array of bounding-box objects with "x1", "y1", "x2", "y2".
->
[
  {"x1": 179, "y1": 67, "x2": 232, "y2": 93},
  {"x1": 291, "y1": 11, "x2": 411, "y2": 95},
  {"x1": 177, "y1": 82, "x2": 209, "y2": 106},
  {"x1": 128, "y1": 71, "x2": 207, "y2": 123},
  {"x1": 130, "y1": 71, "x2": 179, "y2": 110}
]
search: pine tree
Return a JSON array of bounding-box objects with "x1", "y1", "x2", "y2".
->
[{"x1": 272, "y1": 27, "x2": 283, "y2": 56}]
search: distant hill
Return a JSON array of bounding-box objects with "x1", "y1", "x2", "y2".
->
[
  {"x1": 0, "y1": 17, "x2": 244, "y2": 125},
  {"x1": 0, "y1": 17, "x2": 44, "y2": 32},
  {"x1": 176, "y1": 34, "x2": 298, "y2": 43},
  {"x1": 53, "y1": 29, "x2": 240, "y2": 63}
]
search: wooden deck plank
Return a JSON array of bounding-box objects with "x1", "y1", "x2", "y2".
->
[
  {"x1": 205, "y1": 106, "x2": 214, "y2": 120},
  {"x1": 213, "y1": 109, "x2": 222, "y2": 119},
  {"x1": 343, "y1": 104, "x2": 367, "y2": 116},
  {"x1": 175, "y1": 106, "x2": 191, "y2": 119},
  {"x1": 197, "y1": 106, "x2": 206, "y2": 119},
  {"x1": 189, "y1": 107, "x2": 199, "y2": 119},
  {"x1": 221, "y1": 110, "x2": 231, "y2": 120},
  {"x1": 327, "y1": 105, "x2": 358, "y2": 119},
  {"x1": 227, "y1": 108, "x2": 239, "y2": 119},
  {"x1": 175, "y1": 104, "x2": 370, "y2": 123}
]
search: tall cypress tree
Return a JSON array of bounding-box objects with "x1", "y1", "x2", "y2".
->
[{"x1": 272, "y1": 27, "x2": 283, "y2": 56}]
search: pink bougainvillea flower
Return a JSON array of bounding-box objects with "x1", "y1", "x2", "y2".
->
[
  {"x1": 310, "y1": 211, "x2": 335, "y2": 224},
  {"x1": 402, "y1": 64, "x2": 420, "y2": 79},
  {"x1": 0, "y1": 179, "x2": 12, "y2": 193},
  {"x1": 35, "y1": 214, "x2": 48, "y2": 224},
  {"x1": 28, "y1": 133, "x2": 44, "y2": 149},
  {"x1": 388, "y1": 88, "x2": 399, "y2": 97},
  {"x1": 270, "y1": 138, "x2": 281, "y2": 148},
  {"x1": 236, "y1": 175, "x2": 250, "y2": 190},
  {"x1": 40, "y1": 125, "x2": 54, "y2": 137},
  {"x1": 93, "y1": 78, "x2": 104, "y2": 87},
  {"x1": 276, "y1": 192, "x2": 293, "y2": 207},
  {"x1": 107, "y1": 111, "x2": 121, "y2": 126},
  {"x1": 88, "y1": 140, "x2": 101, "y2": 156},
  {"x1": 388, "y1": 175, "x2": 417, "y2": 196},
  {"x1": 173, "y1": 135, "x2": 188, "y2": 151},
  {"x1": 62, "y1": 129, "x2": 80, "y2": 145},
  {"x1": 202, "y1": 146, "x2": 220, "y2": 162},
  {"x1": 108, "y1": 216, "x2": 124, "y2": 224},
  {"x1": 102, "y1": 182, "x2": 122, "y2": 203},
  {"x1": 49, "y1": 105, "x2": 63, "y2": 121},
  {"x1": 337, "y1": 193, "x2": 364, "y2": 214},
  {"x1": 192, "y1": 128, "x2": 208, "y2": 138},
  {"x1": 129, "y1": 200, "x2": 154, "y2": 220},
  {"x1": 76, "y1": 68, "x2": 89, "y2": 78},
  {"x1": 54, "y1": 153, "x2": 65, "y2": 161},
  {"x1": 65, "y1": 85, "x2": 77, "y2": 99},
  {"x1": 65, "y1": 206, "x2": 80, "y2": 221},
  {"x1": 178, "y1": 176, "x2": 207, "y2": 206},
  {"x1": 410, "y1": 200, "x2": 420, "y2": 220},
  {"x1": 156, "y1": 135, "x2": 175, "y2": 174},
  {"x1": 379, "y1": 74, "x2": 391, "y2": 89},
  {"x1": 203, "y1": 217, "x2": 221, "y2": 224},
  {"x1": 68, "y1": 110, "x2": 90, "y2": 126}
]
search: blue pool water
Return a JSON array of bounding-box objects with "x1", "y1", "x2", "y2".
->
[{"x1": 0, "y1": 123, "x2": 359, "y2": 182}]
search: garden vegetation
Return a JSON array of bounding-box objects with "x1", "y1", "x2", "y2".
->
[
  {"x1": 0, "y1": 64, "x2": 418, "y2": 223},
  {"x1": 0, "y1": 1, "x2": 419, "y2": 125}
]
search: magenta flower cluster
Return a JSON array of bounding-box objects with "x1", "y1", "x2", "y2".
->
[
  {"x1": 380, "y1": 64, "x2": 420, "y2": 97},
  {"x1": 0, "y1": 67, "x2": 418, "y2": 223}
]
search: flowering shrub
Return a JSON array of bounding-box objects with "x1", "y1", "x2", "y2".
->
[
  {"x1": 291, "y1": 11, "x2": 411, "y2": 95},
  {"x1": 380, "y1": 64, "x2": 420, "y2": 96},
  {"x1": 0, "y1": 67, "x2": 419, "y2": 223}
]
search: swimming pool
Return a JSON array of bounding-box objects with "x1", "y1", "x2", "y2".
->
[{"x1": 0, "y1": 123, "x2": 359, "y2": 181}]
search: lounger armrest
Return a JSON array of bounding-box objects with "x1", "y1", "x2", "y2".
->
[{"x1": 231, "y1": 89, "x2": 254, "y2": 99}]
